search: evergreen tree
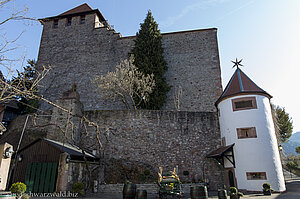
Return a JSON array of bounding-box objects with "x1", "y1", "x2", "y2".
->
[
  {"x1": 131, "y1": 10, "x2": 170, "y2": 110},
  {"x1": 275, "y1": 106, "x2": 293, "y2": 143},
  {"x1": 296, "y1": 146, "x2": 300, "y2": 154},
  {"x1": 11, "y1": 59, "x2": 39, "y2": 114}
]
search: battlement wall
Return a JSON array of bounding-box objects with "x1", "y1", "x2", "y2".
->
[{"x1": 37, "y1": 13, "x2": 222, "y2": 112}]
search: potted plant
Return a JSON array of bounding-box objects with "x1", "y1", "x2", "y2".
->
[
  {"x1": 229, "y1": 187, "x2": 244, "y2": 199},
  {"x1": 262, "y1": 183, "x2": 273, "y2": 195}
]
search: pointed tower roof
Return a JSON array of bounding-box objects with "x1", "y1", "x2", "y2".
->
[
  {"x1": 215, "y1": 67, "x2": 272, "y2": 105},
  {"x1": 39, "y1": 3, "x2": 105, "y2": 23}
]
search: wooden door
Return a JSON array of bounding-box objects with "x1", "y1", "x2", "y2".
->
[{"x1": 25, "y1": 162, "x2": 58, "y2": 193}]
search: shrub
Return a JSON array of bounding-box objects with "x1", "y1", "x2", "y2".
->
[
  {"x1": 262, "y1": 183, "x2": 274, "y2": 192},
  {"x1": 229, "y1": 187, "x2": 237, "y2": 196},
  {"x1": 10, "y1": 182, "x2": 26, "y2": 196},
  {"x1": 237, "y1": 192, "x2": 244, "y2": 197},
  {"x1": 21, "y1": 194, "x2": 29, "y2": 199},
  {"x1": 262, "y1": 183, "x2": 271, "y2": 190},
  {"x1": 72, "y1": 182, "x2": 84, "y2": 196}
]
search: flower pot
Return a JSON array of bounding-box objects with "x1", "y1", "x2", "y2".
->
[{"x1": 263, "y1": 189, "x2": 272, "y2": 195}]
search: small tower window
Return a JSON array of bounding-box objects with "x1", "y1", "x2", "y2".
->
[
  {"x1": 53, "y1": 19, "x2": 58, "y2": 29},
  {"x1": 66, "y1": 17, "x2": 72, "y2": 26},
  {"x1": 232, "y1": 97, "x2": 257, "y2": 111},
  {"x1": 236, "y1": 127, "x2": 257, "y2": 139},
  {"x1": 80, "y1": 15, "x2": 85, "y2": 24}
]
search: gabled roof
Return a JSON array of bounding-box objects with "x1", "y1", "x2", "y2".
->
[
  {"x1": 38, "y1": 3, "x2": 106, "y2": 23},
  {"x1": 215, "y1": 67, "x2": 272, "y2": 105},
  {"x1": 58, "y1": 3, "x2": 92, "y2": 16},
  {"x1": 18, "y1": 138, "x2": 99, "y2": 162},
  {"x1": 207, "y1": 144, "x2": 235, "y2": 158}
]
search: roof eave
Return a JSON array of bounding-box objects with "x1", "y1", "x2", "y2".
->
[
  {"x1": 38, "y1": 9, "x2": 105, "y2": 24},
  {"x1": 215, "y1": 91, "x2": 273, "y2": 107}
]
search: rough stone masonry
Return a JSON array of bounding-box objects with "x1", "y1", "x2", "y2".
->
[
  {"x1": 37, "y1": 9, "x2": 223, "y2": 112},
  {"x1": 21, "y1": 5, "x2": 225, "y2": 190}
]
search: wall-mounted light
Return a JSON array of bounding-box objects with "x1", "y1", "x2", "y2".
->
[
  {"x1": 66, "y1": 154, "x2": 71, "y2": 163},
  {"x1": 279, "y1": 145, "x2": 283, "y2": 152},
  {"x1": 17, "y1": 154, "x2": 23, "y2": 162},
  {"x1": 4, "y1": 147, "x2": 13, "y2": 158}
]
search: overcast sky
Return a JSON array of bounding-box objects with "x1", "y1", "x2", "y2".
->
[{"x1": 1, "y1": 0, "x2": 299, "y2": 132}]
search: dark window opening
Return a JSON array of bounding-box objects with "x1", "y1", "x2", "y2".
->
[
  {"x1": 53, "y1": 19, "x2": 58, "y2": 28},
  {"x1": 246, "y1": 172, "x2": 267, "y2": 180},
  {"x1": 235, "y1": 100, "x2": 253, "y2": 109},
  {"x1": 80, "y1": 15, "x2": 85, "y2": 24},
  {"x1": 237, "y1": 127, "x2": 257, "y2": 139},
  {"x1": 67, "y1": 17, "x2": 72, "y2": 26},
  {"x1": 232, "y1": 97, "x2": 257, "y2": 111}
]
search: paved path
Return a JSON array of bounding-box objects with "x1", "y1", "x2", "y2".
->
[
  {"x1": 92, "y1": 179, "x2": 300, "y2": 199},
  {"x1": 32, "y1": 172, "x2": 300, "y2": 199}
]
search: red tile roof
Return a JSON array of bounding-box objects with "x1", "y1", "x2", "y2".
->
[{"x1": 216, "y1": 67, "x2": 272, "y2": 105}]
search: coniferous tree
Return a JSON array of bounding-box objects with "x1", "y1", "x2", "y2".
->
[
  {"x1": 274, "y1": 106, "x2": 293, "y2": 143},
  {"x1": 11, "y1": 59, "x2": 39, "y2": 114},
  {"x1": 131, "y1": 10, "x2": 170, "y2": 110}
]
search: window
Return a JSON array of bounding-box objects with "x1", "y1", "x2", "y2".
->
[
  {"x1": 246, "y1": 172, "x2": 267, "y2": 180},
  {"x1": 53, "y1": 19, "x2": 58, "y2": 28},
  {"x1": 232, "y1": 97, "x2": 257, "y2": 111},
  {"x1": 80, "y1": 15, "x2": 85, "y2": 24},
  {"x1": 66, "y1": 17, "x2": 72, "y2": 26},
  {"x1": 237, "y1": 127, "x2": 257, "y2": 139}
]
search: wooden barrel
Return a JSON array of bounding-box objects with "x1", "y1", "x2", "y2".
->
[
  {"x1": 217, "y1": 189, "x2": 227, "y2": 199},
  {"x1": 190, "y1": 185, "x2": 208, "y2": 199},
  {"x1": 123, "y1": 184, "x2": 136, "y2": 199},
  {"x1": 136, "y1": 189, "x2": 147, "y2": 199}
]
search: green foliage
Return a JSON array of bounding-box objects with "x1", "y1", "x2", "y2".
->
[
  {"x1": 21, "y1": 194, "x2": 29, "y2": 199},
  {"x1": 238, "y1": 192, "x2": 244, "y2": 197},
  {"x1": 296, "y1": 146, "x2": 300, "y2": 154},
  {"x1": 229, "y1": 187, "x2": 243, "y2": 197},
  {"x1": 229, "y1": 187, "x2": 237, "y2": 196},
  {"x1": 286, "y1": 161, "x2": 298, "y2": 169},
  {"x1": 275, "y1": 106, "x2": 293, "y2": 143},
  {"x1": 72, "y1": 182, "x2": 84, "y2": 196},
  {"x1": 131, "y1": 10, "x2": 171, "y2": 110},
  {"x1": 11, "y1": 59, "x2": 39, "y2": 114},
  {"x1": 10, "y1": 182, "x2": 26, "y2": 195},
  {"x1": 262, "y1": 183, "x2": 271, "y2": 190}
]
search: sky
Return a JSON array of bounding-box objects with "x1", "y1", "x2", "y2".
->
[{"x1": 1, "y1": 0, "x2": 300, "y2": 133}]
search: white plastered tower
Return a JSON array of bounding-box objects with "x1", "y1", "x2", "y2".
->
[{"x1": 215, "y1": 65, "x2": 285, "y2": 192}]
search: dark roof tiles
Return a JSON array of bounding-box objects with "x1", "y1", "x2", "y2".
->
[
  {"x1": 58, "y1": 3, "x2": 92, "y2": 16},
  {"x1": 216, "y1": 67, "x2": 272, "y2": 105}
]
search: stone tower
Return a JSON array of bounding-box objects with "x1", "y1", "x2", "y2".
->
[
  {"x1": 37, "y1": 3, "x2": 223, "y2": 112},
  {"x1": 216, "y1": 66, "x2": 285, "y2": 192}
]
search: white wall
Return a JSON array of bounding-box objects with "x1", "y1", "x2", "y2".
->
[{"x1": 218, "y1": 94, "x2": 285, "y2": 192}]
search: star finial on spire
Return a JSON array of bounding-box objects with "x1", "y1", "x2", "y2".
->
[{"x1": 232, "y1": 58, "x2": 243, "y2": 69}]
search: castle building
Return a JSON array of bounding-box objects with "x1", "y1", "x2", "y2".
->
[
  {"x1": 215, "y1": 65, "x2": 286, "y2": 192},
  {"x1": 2, "y1": 3, "x2": 285, "y2": 193},
  {"x1": 37, "y1": 3, "x2": 222, "y2": 112}
]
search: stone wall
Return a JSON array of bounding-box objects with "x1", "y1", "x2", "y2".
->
[
  {"x1": 83, "y1": 110, "x2": 223, "y2": 190},
  {"x1": 0, "y1": 104, "x2": 223, "y2": 190},
  {"x1": 37, "y1": 11, "x2": 222, "y2": 112},
  {"x1": 98, "y1": 183, "x2": 211, "y2": 194}
]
